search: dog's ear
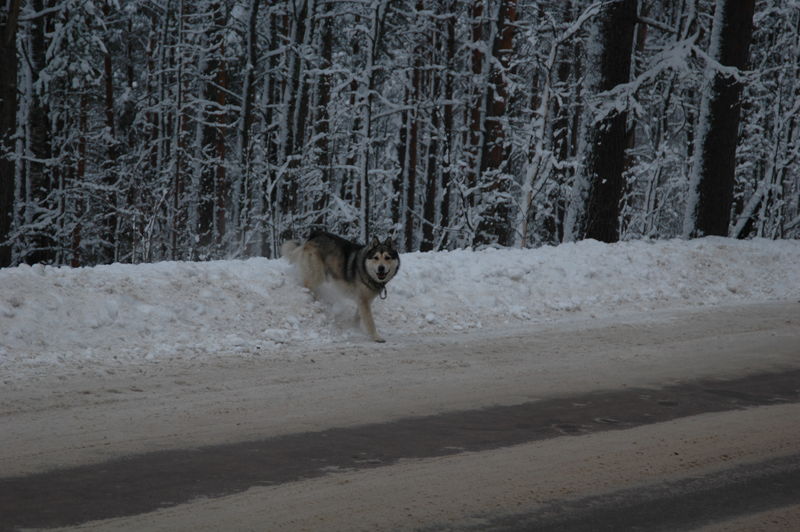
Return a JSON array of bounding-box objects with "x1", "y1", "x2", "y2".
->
[
  {"x1": 370, "y1": 236, "x2": 380, "y2": 249},
  {"x1": 384, "y1": 237, "x2": 396, "y2": 250}
]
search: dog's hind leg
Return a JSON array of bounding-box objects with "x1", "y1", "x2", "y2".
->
[
  {"x1": 294, "y1": 244, "x2": 326, "y2": 295},
  {"x1": 357, "y1": 297, "x2": 385, "y2": 343}
]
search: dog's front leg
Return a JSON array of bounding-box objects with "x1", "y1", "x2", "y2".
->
[{"x1": 357, "y1": 298, "x2": 385, "y2": 343}]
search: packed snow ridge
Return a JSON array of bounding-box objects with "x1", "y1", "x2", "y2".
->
[{"x1": 1, "y1": 237, "x2": 798, "y2": 375}]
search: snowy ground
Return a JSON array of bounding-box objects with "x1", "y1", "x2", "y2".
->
[
  {"x1": 1, "y1": 237, "x2": 798, "y2": 381},
  {"x1": 3, "y1": 237, "x2": 799, "y2": 530}
]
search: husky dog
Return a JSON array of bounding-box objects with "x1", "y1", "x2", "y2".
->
[{"x1": 281, "y1": 231, "x2": 400, "y2": 342}]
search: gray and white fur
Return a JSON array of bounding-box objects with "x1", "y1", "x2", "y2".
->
[{"x1": 281, "y1": 231, "x2": 400, "y2": 342}]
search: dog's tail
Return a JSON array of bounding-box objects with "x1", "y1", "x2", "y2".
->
[{"x1": 281, "y1": 239, "x2": 302, "y2": 263}]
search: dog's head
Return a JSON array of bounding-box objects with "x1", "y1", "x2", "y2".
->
[{"x1": 364, "y1": 237, "x2": 400, "y2": 285}]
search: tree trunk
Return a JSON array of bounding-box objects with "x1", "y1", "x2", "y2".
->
[
  {"x1": 581, "y1": 0, "x2": 637, "y2": 243},
  {"x1": 276, "y1": 2, "x2": 308, "y2": 242},
  {"x1": 261, "y1": 11, "x2": 280, "y2": 257},
  {"x1": 683, "y1": 0, "x2": 756, "y2": 237},
  {"x1": 71, "y1": 92, "x2": 88, "y2": 267},
  {"x1": 237, "y1": 0, "x2": 260, "y2": 250},
  {"x1": 357, "y1": 0, "x2": 386, "y2": 243},
  {"x1": 102, "y1": 0, "x2": 119, "y2": 262},
  {"x1": 291, "y1": 0, "x2": 315, "y2": 155},
  {"x1": 394, "y1": 88, "x2": 407, "y2": 232},
  {"x1": 421, "y1": 71, "x2": 440, "y2": 252},
  {"x1": 0, "y1": 0, "x2": 22, "y2": 266},
  {"x1": 26, "y1": 0, "x2": 55, "y2": 264},
  {"x1": 474, "y1": 0, "x2": 516, "y2": 247},
  {"x1": 465, "y1": 0, "x2": 488, "y2": 205},
  {"x1": 439, "y1": 1, "x2": 455, "y2": 250},
  {"x1": 213, "y1": 3, "x2": 229, "y2": 251},
  {"x1": 170, "y1": 0, "x2": 186, "y2": 260},
  {"x1": 483, "y1": 0, "x2": 516, "y2": 172},
  {"x1": 403, "y1": 35, "x2": 421, "y2": 251},
  {"x1": 312, "y1": 0, "x2": 333, "y2": 227}
]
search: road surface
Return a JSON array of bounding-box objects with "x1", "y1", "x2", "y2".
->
[{"x1": 1, "y1": 301, "x2": 798, "y2": 531}]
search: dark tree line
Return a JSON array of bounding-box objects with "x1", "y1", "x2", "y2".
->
[
  {"x1": 0, "y1": 0, "x2": 797, "y2": 268},
  {"x1": 0, "y1": 0, "x2": 21, "y2": 266}
]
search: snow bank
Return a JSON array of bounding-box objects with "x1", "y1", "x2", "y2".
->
[{"x1": 1, "y1": 238, "x2": 798, "y2": 374}]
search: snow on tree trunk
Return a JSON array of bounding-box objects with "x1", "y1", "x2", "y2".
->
[
  {"x1": 439, "y1": 1, "x2": 456, "y2": 251},
  {"x1": 311, "y1": 0, "x2": 333, "y2": 229},
  {"x1": 683, "y1": 0, "x2": 756, "y2": 238},
  {"x1": 462, "y1": 0, "x2": 498, "y2": 247},
  {"x1": 475, "y1": 0, "x2": 517, "y2": 247},
  {"x1": 567, "y1": 0, "x2": 637, "y2": 244},
  {"x1": 101, "y1": 0, "x2": 119, "y2": 262},
  {"x1": 357, "y1": 0, "x2": 386, "y2": 243},
  {"x1": 236, "y1": 0, "x2": 260, "y2": 253},
  {"x1": 403, "y1": 10, "x2": 421, "y2": 252},
  {"x1": 582, "y1": 0, "x2": 637, "y2": 243}
]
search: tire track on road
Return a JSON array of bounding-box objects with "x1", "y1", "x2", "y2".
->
[{"x1": 447, "y1": 453, "x2": 800, "y2": 532}]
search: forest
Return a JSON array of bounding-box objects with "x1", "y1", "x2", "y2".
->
[{"x1": 0, "y1": 0, "x2": 798, "y2": 267}]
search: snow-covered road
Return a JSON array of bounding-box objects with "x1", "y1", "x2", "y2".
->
[
  {"x1": 1, "y1": 237, "x2": 799, "y2": 530},
  {"x1": 1, "y1": 301, "x2": 798, "y2": 530},
  {"x1": 2, "y1": 300, "x2": 798, "y2": 478}
]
